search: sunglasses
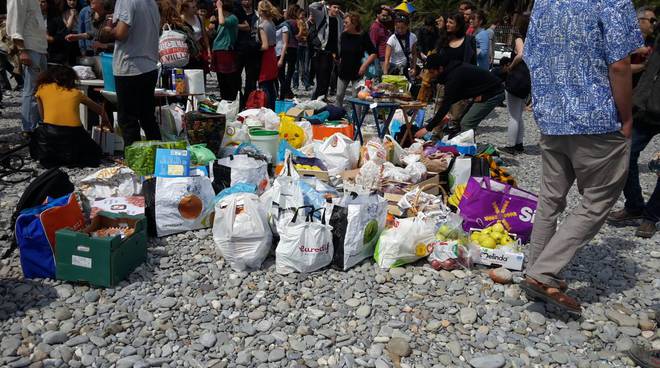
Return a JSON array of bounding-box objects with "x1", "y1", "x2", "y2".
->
[{"x1": 639, "y1": 17, "x2": 657, "y2": 24}]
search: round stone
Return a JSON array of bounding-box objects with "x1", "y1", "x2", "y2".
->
[
  {"x1": 459, "y1": 308, "x2": 478, "y2": 324},
  {"x1": 386, "y1": 338, "x2": 411, "y2": 357}
]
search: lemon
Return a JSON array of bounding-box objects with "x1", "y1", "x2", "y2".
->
[
  {"x1": 492, "y1": 222, "x2": 505, "y2": 233},
  {"x1": 480, "y1": 237, "x2": 497, "y2": 249}
]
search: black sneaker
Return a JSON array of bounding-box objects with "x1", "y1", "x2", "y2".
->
[
  {"x1": 627, "y1": 345, "x2": 660, "y2": 368},
  {"x1": 499, "y1": 146, "x2": 519, "y2": 155},
  {"x1": 514, "y1": 143, "x2": 524, "y2": 153}
]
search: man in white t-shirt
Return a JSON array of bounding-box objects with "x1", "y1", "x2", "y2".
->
[{"x1": 99, "y1": 0, "x2": 160, "y2": 147}]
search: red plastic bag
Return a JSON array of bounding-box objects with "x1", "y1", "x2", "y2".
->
[{"x1": 246, "y1": 89, "x2": 267, "y2": 109}]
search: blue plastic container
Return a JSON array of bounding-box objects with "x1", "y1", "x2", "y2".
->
[
  {"x1": 100, "y1": 53, "x2": 115, "y2": 92},
  {"x1": 275, "y1": 100, "x2": 295, "y2": 114}
]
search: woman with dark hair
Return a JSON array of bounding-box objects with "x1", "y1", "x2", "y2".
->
[
  {"x1": 30, "y1": 64, "x2": 108, "y2": 168},
  {"x1": 499, "y1": 14, "x2": 530, "y2": 155},
  {"x1": 417, "y1": 14, "x2": 438, "y2": 61},
  {"x1": 335, "y1": 12, "x2": 376, "y2": 107},
  {"x1": 212, "y1": 0, "x2": 240, "y2": 100},
  {"x1": 439, "y1": 12, "x2": 475, "y2": 64},
  {"x1": 180, "y1": 0, "x2": 211, "y2": 72},
  {"x1": 46, "y1": 0, "x2": 79, "y2": 64}
]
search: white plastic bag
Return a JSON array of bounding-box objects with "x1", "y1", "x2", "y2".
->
[
  {"x1": 374, "y1": 216, "x2": 436, "y2": 268},
  {"x1": 221, "y1": 120, "x2": 251, "y2": 148},
  {"x1": 315, "y1": 133, "x2": 360, "y2": 176},
  {"x1": 212, "y1": 155, "x2": 270, "y2": 194},
  {"x1": 262, "y1": 175, "x2": 305, "y2": 236},
  {"x1": 238, "y1": 108, "x2": 280, "y2": 130},
  {"x1": 159, "y1": 24, "x2": 189, "y2": 68},
  {"x1": 79, "y1": 166, "x2": 142, "y2": 201},
  {"x1": 383, "y1": 134, "x2": 405, "y2": 166},
  {"x1": 295, "y1": 97, "x2": 327, "y2": 111},
  {"x1": 276, "y1": 206, "x2": 333, "y2": 273},
  {"x1": 449, "y1": 157, "x2": 472, "y2": 192},
  {"x1": 155, "y1": 176, "x2": 215, "y2": 237},
  {"x1": 213, "y1": 193, "x2": 272, "y2": 272},
  {"x1": 159, "y1": 104, "x2": 186, "y2": 141},
  {"x1": 330, "y1": 194, "x2": 388, "y2": 271},
  {"x1": 73, "y1": 65, "x2": 95, "y2": 80},
  {"x1": 217, "y1": 99, "x2": 240, "y2": 122}
]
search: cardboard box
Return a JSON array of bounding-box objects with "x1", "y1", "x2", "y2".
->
[
  {"x1": 90, "y1": 196, "x2": 145, "y2": 218},
  {"x1": 294, "y1": 156, "x2": 330, "y2": 181},
  {"x1": 55, "y1": 212, "x2": 147, "y2": 287},
  {"x1": 340, "y1": 170, "x2": 446, "y2": 216},
  {"x1": 286, "y1": 107, "x2": 315, "y2": 118},
  {"x1": 476, "y1": 248, "x2": 525, "y2": 271}
]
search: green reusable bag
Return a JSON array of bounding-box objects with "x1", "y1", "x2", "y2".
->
[
  {"x1": 188, "y1": 144, "x2": 217, "y2": 166},
  {"x1": 124, "y1": 140, "x2": 187, "y2": 176}
]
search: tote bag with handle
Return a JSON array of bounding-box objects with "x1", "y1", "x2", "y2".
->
[{"x1": 458, "y1": 177, "x2": 538, "y2": 243}]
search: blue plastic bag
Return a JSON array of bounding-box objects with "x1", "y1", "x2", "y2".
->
[
  {"x1": 15, "y1": 193, "x2": 83, "y2": 279},
  {"x1": 214, "y1": 183, "x2": 258, "y2": 203},
  {"x1": 277, "y1": 140, "x2": 305, "y2": 163},
  {"x1": 154, "y1": 148, "x2": 191, "y2": 177}
]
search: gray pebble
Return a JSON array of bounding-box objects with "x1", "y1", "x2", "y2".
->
[
  {"x1": 459, "y1": 308, "x2": 478, "y2": 324},
  {"x1": 468, "y1": 354, "x2": 505, "y2": 368},
  {"x1": 42, "y1": 331, "x2": 68, "y2": 345},
  {"x1": 199, "y1": 332, "x2": 217, "y2": 348},
  {"x1": 386, "y1": 338, "x2": 411, "y2": 357},
  {"x1": 268, "y1": 348, "x2": 285, "y2": 362}
]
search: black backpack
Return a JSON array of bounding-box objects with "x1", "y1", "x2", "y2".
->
[
  {"x1": 633, "y1": 39, "x2": 660, "y2": 126},
  {"x1": 2, "y1": 168, "x2": 74, "y2": 259}
]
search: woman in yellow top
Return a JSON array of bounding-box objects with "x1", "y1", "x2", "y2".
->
[{"x1": 30, "y1": 65, "x2": 110, "y2": 168}]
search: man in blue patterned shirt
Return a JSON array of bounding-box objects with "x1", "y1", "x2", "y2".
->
[{"x1": 520, "y1": 0, "x2": 643, "y2": 314}]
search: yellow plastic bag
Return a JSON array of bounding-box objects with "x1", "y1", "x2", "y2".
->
[{"x1": 279, "y1": 120, "x2": 307, "y2": 149}]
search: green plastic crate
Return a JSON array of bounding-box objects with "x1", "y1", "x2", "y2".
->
[{"x1": 55, "y1": 212, "x2": 147, "y2": 288}]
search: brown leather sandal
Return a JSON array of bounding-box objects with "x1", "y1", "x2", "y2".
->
[{"x1": 520, "y1": 277, "x2": 582, "y2": 316}]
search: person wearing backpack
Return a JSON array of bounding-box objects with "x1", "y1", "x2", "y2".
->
[
  {"x1": 308, "y1": 0, "x2": 344, "y2": 100},
  {"x1": 608, "y1": 37, "x2": 660, "y2": 239},
  {"x1": 383, "y1": 14, "x2": 417, "y2": 79}
]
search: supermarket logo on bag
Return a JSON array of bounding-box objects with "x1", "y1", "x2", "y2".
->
[
  {"x1": 518, "y1": 207, "x2": 535, "y2": 223},
  {"x1": 484, "y1": 200, "x2": 517, "y2": 230},
  {"x1": 299, "y1": 243, "x2": 329, "y2": 253}
]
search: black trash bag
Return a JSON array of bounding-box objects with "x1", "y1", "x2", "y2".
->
[{"x1": 29, "y1": 124, "x2": 102, "y2": 168}]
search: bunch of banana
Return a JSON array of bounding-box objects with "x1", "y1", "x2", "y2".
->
[{"x1": 448, "y1": 184, "x2": 467, "y2": 207}]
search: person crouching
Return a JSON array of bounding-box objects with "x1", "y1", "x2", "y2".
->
[{"x1": 30, "y1": 64, "x2": 109, "y2": 168}]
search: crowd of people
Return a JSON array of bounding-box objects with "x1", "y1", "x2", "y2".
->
[{"x1": 1, "y1": 0, "x2": 660, "y2": 363}]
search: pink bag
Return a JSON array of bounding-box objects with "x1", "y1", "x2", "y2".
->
[{"x1": 458, "y1": 177, "x2": 538, "y2": 243}]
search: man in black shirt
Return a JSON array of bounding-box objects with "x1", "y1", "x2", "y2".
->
[
  {"x1": 416, "y1": 52, "x2": 505, "y2": 138},
  {"x1": 234, "y1": 0, "x2": 260, "y2": 108}
]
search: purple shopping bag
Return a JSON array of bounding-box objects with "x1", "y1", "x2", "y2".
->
[{"x1": 458, "y1": 177, "x2": 538, "y2": 243}]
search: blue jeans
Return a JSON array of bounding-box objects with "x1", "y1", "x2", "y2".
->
[
  {"x1": 21, "y1": 51, "x2": 48, "y2": 132},
  {"x1": 293, "y1": 46, "x2": 310, "y2": 89},
  {"x1": 623, "y1": 123, "x2": 660, "y2": 223}
]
